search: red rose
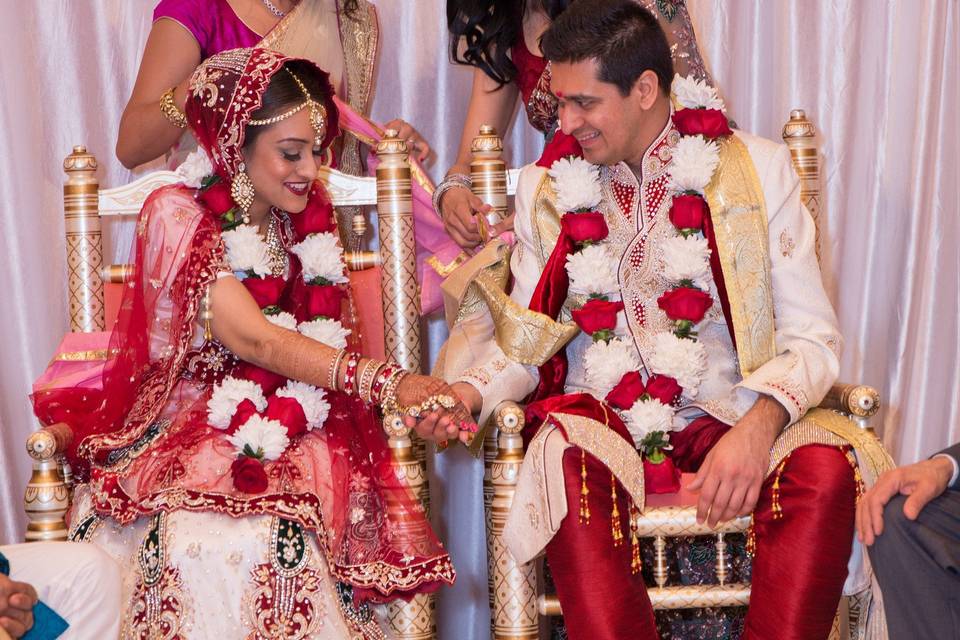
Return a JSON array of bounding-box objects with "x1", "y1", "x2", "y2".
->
[
  {"x1": 227, "y1": 398, "x2": 259, "y2": 434},
  {"x1": 643, "y1": 456, "x2": 681, "y2": 495},
  {"x1": 561, "y1": 212, "x2": 609, "y2": 244},
  {"x1": 198, "y1": 181, "x2": 235, "y2": 215},
  {"x1": 672, "y1": 108, "x2": 733, "y2": 139},
  {"x1": 233, "y1": 362, "x2": 286, "y2": 395},
  {"x1": 669, "y1": 194, "x2": 708, "y2": 232},
  {"x1": 536, "y1": 130, "x2": 583, "y2": 168},
  {"x1": 645, "y1": 374, "x2": 682, "y2": 406},
  {"x1": 231, "y1": 456, "x2": 269, "y2": 494},
  {"x1": 657, "y1": 287, "x2": 713, "y2": 323},
  {"x1": 306, "y1": 284, "x2": 346, "y2": 321},
  {"x1": 605, "y1": 371, "x2": 645, "y2": 410},
  {"x1": 242, "y1": 275, "x2": 287, "y2": 308},
  {"x1": 265, "y1": 394, "x2": 309, "y2": 439},
  {"x1": 571, "y1": 298, "x2": 624, "y2": 335},
  {"x1": 291, "y1": 189, "x2": 334, "y2": 238}
]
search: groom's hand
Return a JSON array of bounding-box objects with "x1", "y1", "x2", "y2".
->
[{"x1": 688, "y1": 395, "x2": 788, "y2": 527}]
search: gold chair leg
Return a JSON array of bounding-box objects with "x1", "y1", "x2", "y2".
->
[
  {"x1": 24, "y1": 430, "x2": 71, "y2": 542},
  {"x1": 489, "y1": 403, "x2": 538, "y2": 640}
]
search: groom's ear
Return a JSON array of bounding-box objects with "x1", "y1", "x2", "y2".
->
[{"x1": 632, "y1": 70, "x2": 661, "y2": 110}]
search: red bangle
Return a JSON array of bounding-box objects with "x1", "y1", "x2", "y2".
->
[
  {"x1": 371, "y1": 362, "x2": 403, "y2": 404},
  {"x1": 342, "y1": 352, "x2": 361, "y2": 396}
]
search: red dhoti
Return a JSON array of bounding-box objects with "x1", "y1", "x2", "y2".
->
[{"x1": 544, "y1": 416, "x2": 857, "y2": 640}]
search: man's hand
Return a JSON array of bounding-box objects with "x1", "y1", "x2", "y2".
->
[
  {"x1": 0, "y1": 574, "x2": 37, "y2": 639},
  {"x1": 856, "y1": 456, "x2": 954, "y2": 546},
  {"x1": 688, "y1": 395, "x2": 789, "y2": 527}
]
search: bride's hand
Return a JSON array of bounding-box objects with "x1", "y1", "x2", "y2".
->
[{"x1": 395, "y1": 374, "x2": 476, "y2": 444}]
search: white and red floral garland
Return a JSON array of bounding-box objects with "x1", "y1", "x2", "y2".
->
[
  {"x1": 557, "y1": 74, "x2": 733, "y2": 458},
  {"x1": 179, "y1": 150, "x2": 351, "y2": 493}
]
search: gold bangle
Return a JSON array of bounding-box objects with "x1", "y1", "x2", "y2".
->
[
  {"x1": 328, "y1": 349, "x2": 347, "y2": 391},
  {"x1": 160, "y1": 87, "x2": 188, "y2": 129},
  {"x1": 357, "y1": 359, "x2": 384, "y2": 403}
]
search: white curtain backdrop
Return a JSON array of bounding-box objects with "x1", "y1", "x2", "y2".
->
[{"x1": 0, "y1": 2, "x2": 957, "y2": 639}]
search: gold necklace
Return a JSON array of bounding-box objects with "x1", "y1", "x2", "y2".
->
[{"x1": 264, "y1": 213, "x2": 288, "y2": 278}]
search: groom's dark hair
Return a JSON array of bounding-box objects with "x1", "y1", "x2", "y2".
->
[{"x1": 541, "y1": 0, "x2": 674, "y2": 97}]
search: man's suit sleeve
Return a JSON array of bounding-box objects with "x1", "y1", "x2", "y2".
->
[
  {"x1": 933, "y1": 442, "x2": 960, "y2": 487},
  {"x1": 734, "y1": 140, "x2": 844, "y2": 424},
  {"x1": 455, "y1": 165, "x2": 547, "y2": 425}
]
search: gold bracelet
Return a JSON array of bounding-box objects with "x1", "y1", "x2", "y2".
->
[
  {"x1": 160, "y1": 87, "x2": 188, "y2": 129},
  {"x1": 357, "y1": 359, "x2": 384, "y2": 403},
  {"x1": 380, "y1": 369, "x2": 407, "y2": 418},
  {"x1": 327, "y1": 349, "x2": 347, "y2": 391}
]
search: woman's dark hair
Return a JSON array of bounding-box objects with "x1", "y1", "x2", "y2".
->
[
  {"x1": 245, "y1": 60, "x2": 333, "y2": 148},
  {"x1": 447, "y1": 0, "x2": 574, "y2": 87},
  {"x1": 541, "y1": 0, "x2": 673, "y2": 97}
]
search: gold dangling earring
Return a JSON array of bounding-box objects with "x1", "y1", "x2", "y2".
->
[{"x1": 231, "y1": 162, "x2": 255, "y2": 224}]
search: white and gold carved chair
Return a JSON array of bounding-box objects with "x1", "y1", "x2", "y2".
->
[
  {"x1": 24, "y1": 133, "x2": 439, "y2": 639},
  {"x1": 469, "y1": 112, "x2": 885, "y2": 640}
]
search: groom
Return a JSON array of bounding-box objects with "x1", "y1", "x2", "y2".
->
[{"x1": 425, "y1": 1, "x2": 883, "y2": 638}]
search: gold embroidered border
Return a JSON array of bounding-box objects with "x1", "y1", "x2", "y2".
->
[
  {"x1": 53, "y1": 348, "x2": 119, "y2": 362},
  {"x1": 531, "y1": 171, "x2": 562, "y2": 269},
  {"x1": 766, "y1": 408, "x2": 895, "y2": 482},
  {"x1": 550, "y1": 412, "x2": 645, "y2": 512},
  {"x1": 704, "y1": 135, "x2": 777, "y2": 376},
  {"x1": 426, "y1": 252, "x2": 469, "y2": 280}
]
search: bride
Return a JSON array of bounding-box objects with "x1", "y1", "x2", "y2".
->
[{"x1": 33, "y1": 47, "x2": 470, "y2": 639}]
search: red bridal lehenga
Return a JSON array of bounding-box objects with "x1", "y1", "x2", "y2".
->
[{"x1": 32, "y1": 48, "x2": 454, "y2": 639}]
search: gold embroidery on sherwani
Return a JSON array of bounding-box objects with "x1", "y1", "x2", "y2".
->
[
  {"x1": 704, "y1": 135, "x2": 777, "y2": 376},
  {"x1": 550, "y1": 412, "x2": 646, "y2": 512}
]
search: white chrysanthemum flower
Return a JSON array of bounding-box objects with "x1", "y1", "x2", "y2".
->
[
  {"x1": 290, "y1": 232, "x2": 348, "y2": 284},
  {"x1": 207, "y1": 376, "x2": 267, "y2": 429},
  {"x1": 298, "y1": 318, "x2": 351, "y2": 348},
  {"x1": 672, "y1": 74, "x2": 725, "y2": 111},
  {"x1": 660, "y1": 234, "x2": 712, "y2": 288},
  {"x1": 548, "y1": 156, "x2": 603, "y2": 212},
  {"x1": 175, "y1": 149, "x2": 214, "y2": 188},
  {"x1": 276, "y1": 381, "x2": 330, "y2": 431},
  {"x1": 668, "y1": 136, "x2": 721, "y2": 194},
  {"x1": 584, "y1": 337, "x2": 641, "y2": 397},
  {"x1": 566, "y1": 244, "x2": 619, "y2": 296},
  {"x1": 647, "y1": 332, "x2": 708, "y2": 396},
  {"x1": 222, "y1": 225, "x2": 271, "y2": 277},
  {"x1": 624, "y1": 397, "x2": 677, "y2": 447},
  {"x1": 265, "y1": 311, "x2": 297, "y2": 331},
  {"x1": 227, "y1": 414, "x2": 290, "y2": 460}
]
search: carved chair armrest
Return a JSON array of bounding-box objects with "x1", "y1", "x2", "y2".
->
[
  {"x1": 26, "y1": 422, "x2": 73, "y2": 462},
  {"x1": 818, "y1": 383, "x2": 880, "y2": 419}
]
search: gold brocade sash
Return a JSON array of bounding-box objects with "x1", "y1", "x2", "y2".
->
[
  {"x1": 440, "y1": 239, "x2": 578, "y2": 367},
  {"x1": 704, "y1": 135, "x2": 777, "y2": 376},
  {"x1": 774, "y1": 409, "x2": 896, "y2": 482},
  {"x1": 530, "y1": 172, "x2": 563, "y2": 269}
]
